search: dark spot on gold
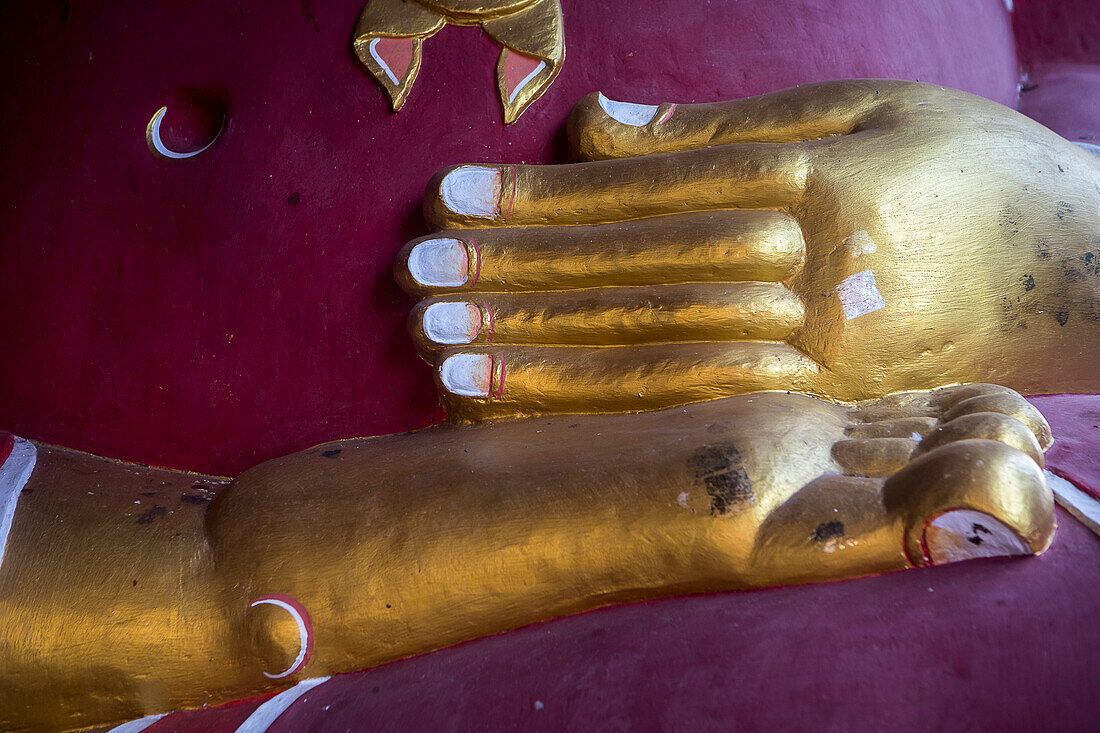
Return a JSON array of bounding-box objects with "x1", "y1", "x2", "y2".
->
[
  {"x1": 810, "y1": 520, "x2": 845, "y2": 542},
  {"x1": 689, "y1": 445, "x2": 753, "y2": 515},
  {"x1": 136, "y1": 505, "x2": 167, "y2": 524}
]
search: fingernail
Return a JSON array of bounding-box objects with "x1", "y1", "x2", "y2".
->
[
  {"x1": 597, "y1": 92, "x2": 659, "y2": 127},
  {"x1": 423, "y1": 302, "x2": 482, "y2": 345},
  {"x1": 440, "y1": 166, "x2": 502, "y2": 217},
  {"x1": 407, "y1": 238, "x2": 469, "y2": 287},
  {"x1": 440, "y1": 353, "x2": 493, "y2": 397}
]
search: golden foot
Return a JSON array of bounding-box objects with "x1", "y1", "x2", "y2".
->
[
  {"x1": 211, "y1": 384, "x2": 1055, "y2": 689},
  {"x1": 0, "y1": 384, "x2": 1054, "y2": 730}
]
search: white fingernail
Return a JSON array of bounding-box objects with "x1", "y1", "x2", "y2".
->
[
  {"x1": 440, "y1": 353, "x2": 493, "y2": 397},
  {"x1": 423, "y1": 302, "x2": 482, "y2": 344},
  {"x1": 597, "y1": 92, "x2": 659, "y2": 127},
  {"x1": 408, "y1": 239, "x2": 468, "y2": 288},
  {"x1": 440, "y1": 166, "x2": 502, "y2": 217}
]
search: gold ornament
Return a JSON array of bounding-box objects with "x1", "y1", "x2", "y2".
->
[{"x1": 353, "y1": 0, "x2": 565, "y2": 123}]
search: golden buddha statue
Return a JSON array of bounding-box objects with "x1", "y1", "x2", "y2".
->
[{"x1": 0, "y1": 81, "x2": 1096, "y2": 731}]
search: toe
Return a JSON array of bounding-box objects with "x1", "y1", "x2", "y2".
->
[
  {"x1": 939, "y1": 393, "x2": 1052, "y2": 451},
  {"x1": 917, "y1": 412, "x2": 1044, "y2": 468},
  {"x1": 846, "y1": 416, "x2": 938, "y2": 440},
  {"x1": 883, "y1": 439, "x2": 1055, "y2": 566},
  {"x1": 833, "y1": 437, "x2": 917, "y2": 477}
]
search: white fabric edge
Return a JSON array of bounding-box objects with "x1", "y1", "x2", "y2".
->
[
  {"x1": 1046, "y1": 470, "x2": 1100, "y2": 538},
  {"x1": 0, "y1": 437, "x2": 37, "y2": 571},
  {"x1": 234, "y1": 676, "x2": 332, "y2": 733},
  {"x1": 107, "y1": 713, "x2": 168, "y2": 733}
]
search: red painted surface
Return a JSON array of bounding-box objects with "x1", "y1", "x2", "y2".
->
[
  {"x1": 0, "y1": 0, "x2": 1022, "y2": 476},
  {"x1": 373, "y1": 37, "x2": 417, "y2": 84},
  {"x1": 3, "y1": 2, "x2": 1098, "y2": 730},
  {"x1": 1017, "y1": 62, "x2": 1100, "y2": 143},
  {"x1": 140, "y1": 396, "x2": 1100, "y2": 732},
  {"x1": 1032, "y1": 394, "x2": 1100, "y2": 500},
  {"x1": 0, "y1": 433, "x2": 12, "y2": 467},
  {"x1": 503, "y1": 50, "x2": 544, "y2": 98},
  {"x1": 144, "y1": 696, "x2": 267, "y2": 733},
  {"x1": 1013, "y1": 0, "x2": 1100, "y2": 68}
]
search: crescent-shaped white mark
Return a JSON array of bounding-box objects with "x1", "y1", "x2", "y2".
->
[
  {"x1": 147, "y1": 106, "x2": 221, "y2": 160},
  {"x1": 250, "y1": 597, "x2": 310, "y2": 679},
  {"x1": 508, "y1": 60, "x2": 546, "y2": 104},
  {"x1": 368, "y1": 38, "x2": 401, "y2": 86}
]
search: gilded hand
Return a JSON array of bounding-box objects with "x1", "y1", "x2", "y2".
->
[{"x1": 395, "y1": 80, "x2": 1100, "y2": 420}]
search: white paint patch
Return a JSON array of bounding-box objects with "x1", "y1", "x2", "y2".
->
[
  {"x1": 249, "y1": 597, "x2": 310, "y2": 679},
  {"x1": 509, "y1": 60, "x2": 547, "y2": 103},
  {"x1": 910, "y1": 432, "x2": 923, "y2": 442},
  {"x1": 844, "y1": 230, "x2": 877, "y2": 257},
  {"x1": 107, "y1": 713, "x2": 168, "y2": 733},
  {"x1": 234, "y1": 677, "x2": 331, "y2": 733},
  {"x1": 835, "y1": 269, "x2": 886, "y2": 320},
  {"x1": 147, "y1": 106, "x2": 221, "y2": 160},
  {"x1": 0, "y1": 437, "x2": 36, "y2": 571},
  {"x1": 924, "y1": 509, "x2": 1029, "y2": 565},
  {"x1": 424, "y1": 302, "x2": 482, "y2": 344},
  {"x1": 1047, "y1": 470, "x2": 1100, "y2": 538},
  {"x1": 677, "y1": 491, "x2": 691, "y2": 510},
  {"x1": 368, "y1": 37, "x2": 401, "y2": 85},
  {"x1": 597, "y1": 92, "x2": 659, "y2": 127},
  {"x1": 408, "y1": 239, "x2": 468, "y2": 288},
  {"x1": 440, "y1": 353, "x2": 492, "y2": 397},
  {"x1": 1003, "y1": 0, "x2": 1013, "y2": 11},
  {"x1": 440, "y1": 166, "x2": 502, "y2": 217},
  {"x1": 1073, "y1": 141, "x2": 1100, "y2": 157}
]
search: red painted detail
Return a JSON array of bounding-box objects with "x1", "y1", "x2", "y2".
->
[
  {"x1": 502, "y1": 50, "x2": 544, "y2": 100},
  {"x1": 656, "y1": 103, "x2": 676, "y2": 125},
  {"x1": 0, "y1": 432, "x2": 13, "y2": 467},
  {"x1": 373, "y1": 37, "x2": 416, "y2": 85},
  {"x1": 251, "y1": 593, "x2": 314, "y2": 676}
]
